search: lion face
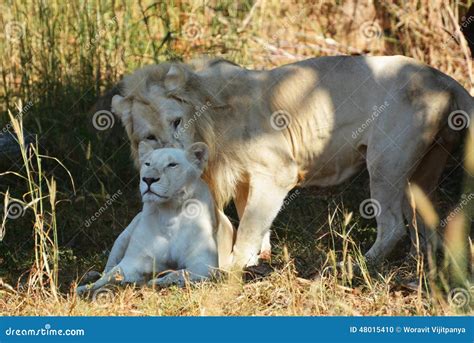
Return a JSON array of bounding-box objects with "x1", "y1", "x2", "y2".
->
[
  {"x1": 112, "y1": 88, "x2": 197, "y2": 164},
  {"x1": 138, "y1": 141, "x2": 209, "y2": 204},
  {"x1": 111, "y1": 63, "x2": 221, "y2": 168}
]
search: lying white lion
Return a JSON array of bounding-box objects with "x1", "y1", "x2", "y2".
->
[{"x1": 77, "y1": 141, "x2": 234, "y2": 294}]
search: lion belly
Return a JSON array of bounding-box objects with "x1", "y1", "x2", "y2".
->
[{"x1": 298, "y1": 142, "x2": 367, "y2": 187}]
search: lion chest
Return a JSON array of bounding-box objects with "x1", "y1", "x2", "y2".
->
[{"x1": 138, "y1": 210, "x2": 215, "y2": 271}]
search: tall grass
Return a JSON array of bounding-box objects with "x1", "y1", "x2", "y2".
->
[{"x1": 1, "y1": 103, "x2": 74, "y2": 299}]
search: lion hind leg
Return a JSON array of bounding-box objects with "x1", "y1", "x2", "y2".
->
[
  {"x1": 364, "y1": 182, "x2": 406, "y2": 264},
  {"x1": 364, "y1": 125, "x2": 432, "y2": 264}
]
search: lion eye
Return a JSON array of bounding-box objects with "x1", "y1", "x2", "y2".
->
[
  {"x1": 168, "y1": 162, "x2": 178, "y2": 168},
  {"x1": 146, "y1": 135, "x2": 156, "y2": 141},
  {"x1": 172, "y1": 118, "x2": 182, "y2": 129}
]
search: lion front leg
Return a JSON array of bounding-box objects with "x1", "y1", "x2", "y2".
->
[
  {"x1": 76, "y1": 265, "x2": 126, "y2": 296},
  {"x1": 231, "y1": 175, "x2": 293, "y2": 270},
  {"x1": 216, "y1": 209, "x2": 235, "y2": 270},
  {"x1": 234, "y1": 180, "x2": 272, "y2": 262},
  {"x1": 103, "y1": 213, "x2": 141, "y2": 273},
  {"x1": 76, "y1": 262, "x2": 145, "y2": 296},
  {"x1": 259, "y1": 231, "x2": 272, "y2": 261}
]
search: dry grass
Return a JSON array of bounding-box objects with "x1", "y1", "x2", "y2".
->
[
  {"x1": 0, "y1": 0, "x2": 473, "y2": 316},
  {"x1": 1, "y1": 196, "x2": 472, "y2": 316},
  {"x1": 1, "y1": 262, "x2": 472, "y2": 316}
]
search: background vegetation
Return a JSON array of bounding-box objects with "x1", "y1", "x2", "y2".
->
[{"x1": 0, "y1": 0, "x2": 472, "y2": 315}]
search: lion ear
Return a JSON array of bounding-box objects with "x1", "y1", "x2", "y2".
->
[
  {"x1": 111, "y1": 94, "x2": 134, "y2": 135},
  {"x1": 164, "y1": 65, "x2": 187, "y2": 92},
  {"x1": 138, "y1": 141, "x2": 154, "y2": 164},
  {"x1": 186, "y1": 142, "x2": 209, "y2": 171},
  {"x1": 111, "y1": 95, "x2": 131, "y2": 120}
]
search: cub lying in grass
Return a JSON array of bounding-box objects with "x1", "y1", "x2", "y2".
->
[{"x1": 77, "y1": 141, "x2": 233, "y2": 294}]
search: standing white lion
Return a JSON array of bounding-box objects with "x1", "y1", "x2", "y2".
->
[{"x1": 104, "y1": 56, "x2": 473, "y2": 270}]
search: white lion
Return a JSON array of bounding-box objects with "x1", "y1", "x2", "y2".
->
[
  {"x1": 77, "y1": 142, "x2": 234, "y2": 294},
  {"x1": 105, "y1": 56, "x2": 473, "y2": 270}
]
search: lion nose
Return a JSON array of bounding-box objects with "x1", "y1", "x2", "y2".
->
[{"x1": 142, "y1": 177, "x2": 160, "y2": 187}]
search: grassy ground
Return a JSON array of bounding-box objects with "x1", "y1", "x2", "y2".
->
[
  {"x1": 0, "y1": 0, "x2": 473, "y2": 315},
  {"x1": 1, "y1": 266, "x2": 468, "y2": 316}
]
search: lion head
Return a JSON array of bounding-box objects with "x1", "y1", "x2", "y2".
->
[
  {"x1": 138, "y1": 141, "x2": 209, "y2": 204},
  {"x1": 111, "y1": 61, "x2": 233, "y2": 169}
]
